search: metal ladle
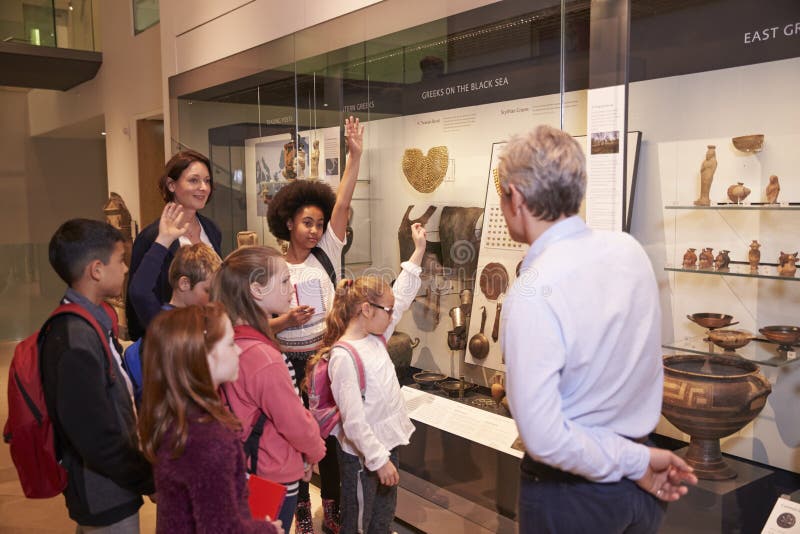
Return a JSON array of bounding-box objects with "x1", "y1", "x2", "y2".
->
[{"x1": 468, "y1": 306, "x2": 489, "y2": 360}]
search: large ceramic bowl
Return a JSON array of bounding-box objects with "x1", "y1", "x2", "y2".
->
[
  {"x1": 662, "y1": 354, "x2": 771, "y2": 479},
  {"x1": 732, "y1": 134, "x2": 764, "y2": 152},
  {"x1": 707, "y1": 329, "x2": 753, "y2": 352},
  {"x1": 687, "y1": 313, "x2": 735, "y2": 329},
  {"x1": 759, "y1": 325, "x2": 800, "y2": 351}
]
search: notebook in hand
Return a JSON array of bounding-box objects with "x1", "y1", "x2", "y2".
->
[
  {"x1": 247, "y1": 474, "x2": 286, "y2": 521},
  {"x1": 294, "y1": 278, "x2": 325, "y2": 313}
]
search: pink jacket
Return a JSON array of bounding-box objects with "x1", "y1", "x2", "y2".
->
[{"x1": 223, "y1": 325, "x2": 325, "y2": 483}]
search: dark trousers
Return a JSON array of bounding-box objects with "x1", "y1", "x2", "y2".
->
[
  {"x1": 290, "y1": 355, "x2": 341, "y2": 504},
  {"x1": 338, "y1": 445, "x2": 399, "y2": 534},
  {"x1": 519, "y1": 457, "x2": 665, "y2": 534}
]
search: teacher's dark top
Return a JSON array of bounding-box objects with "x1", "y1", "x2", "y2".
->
[{"x1": 125, "y1": 213, "x2": 221, "y2": 340}]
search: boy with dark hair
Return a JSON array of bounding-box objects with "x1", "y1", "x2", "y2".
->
[{"x1": 42, "y1": 218, "x2": 154, "y2": 532}]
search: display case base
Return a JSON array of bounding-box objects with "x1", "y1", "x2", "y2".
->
[{"x1": 660, "y1": 448, "x2": 775, "y2": 533}]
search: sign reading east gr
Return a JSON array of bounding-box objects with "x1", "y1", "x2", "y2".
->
[{"x1": 744, "y1": 22, "x2": 800, "y2": 44}]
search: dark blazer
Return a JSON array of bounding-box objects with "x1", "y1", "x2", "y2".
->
[
  {"x1": 125, "y1": 213, "x2": 222, "y2": 340},
  {"x1": 41, "y1": 299, "x2": 154, "y2": 526}
]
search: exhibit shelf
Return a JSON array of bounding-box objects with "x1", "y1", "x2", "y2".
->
[
  {"x1": 665, "y1": 264, "x2": 800, "y2": 282},
  {"x1": 663, "y1": 337, "x2": 799, "y2": 368},
  {"x1": 665, "y1": 204, "x2": 800, "y2": 210}
]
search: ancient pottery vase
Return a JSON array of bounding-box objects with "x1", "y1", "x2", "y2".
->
[
  {"x1": 662, "y1": 354, "x2": 771, "y2": 480},
  {"x1": 698, "y1": 248, "x2": 714, "y2": 269},
  {"x1": 682, "y1": 248, "x2": 697, "y2": 268},
  {"x1": 714, "y1": 250, "x2": 731, "y2": 270},
  {"x1": 766, "y1": 175, "x2": 780, "y2": 204},
  {"x1": 386, "y1": 331, "x2": 420, "y2": 380},
  {"x1": 727, "y1": 182, "x2": 751, "y2": 203}
]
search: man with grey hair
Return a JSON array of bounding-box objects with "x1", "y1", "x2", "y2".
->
[{"x1": 498, "y1": 125, "x2": 696, "y2": 533}]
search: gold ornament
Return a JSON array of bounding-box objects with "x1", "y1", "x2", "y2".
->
[
  {"x1": 402, "y1": 146, "x2": 449, "y2": 193},
  {"x1": 492, "y1": 168, "x2": 503, "y2": 196}
]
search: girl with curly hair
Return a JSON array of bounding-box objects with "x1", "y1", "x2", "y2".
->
[{"x1": 265, "y1": 116, "x2": 363, "y2": 534}]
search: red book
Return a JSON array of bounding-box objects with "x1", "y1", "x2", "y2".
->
[{"x1": 247, "y1": 474, "x2": 286, "y2": 521}]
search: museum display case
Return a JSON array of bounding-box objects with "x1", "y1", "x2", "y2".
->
[{"x1": 166, "y1": 0, "x2": 800, "y2": 530}]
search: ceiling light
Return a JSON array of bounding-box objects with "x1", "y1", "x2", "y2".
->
[{"x1": 101, "y1": 131, "x2": 106, "y2": 136}]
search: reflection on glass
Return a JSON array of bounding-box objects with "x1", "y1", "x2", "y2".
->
[
  {"x1": 133, "y1": 0, "x2": 159, "y2": 34},
  {"x1": 0, "y1": 0, "x2": 96, "y2": 51}
]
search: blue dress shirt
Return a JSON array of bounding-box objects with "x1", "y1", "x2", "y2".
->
[{"x1": 501, "y1": 215, "x2": 662, "y2": 482}]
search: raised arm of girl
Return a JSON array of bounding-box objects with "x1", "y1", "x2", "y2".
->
[
  {"x1": 382, "y1": 223, "x2": 426, "y2": 339},
  {"x1": 329, "y1": 116, "x2": 364, "y2": 241}
]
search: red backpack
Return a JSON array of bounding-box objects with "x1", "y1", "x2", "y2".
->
[
  {"x1": 3, "y1": 302, "x2": 117, "y2": 498},
  {"x1": 307, "y1": 340, "x2": 369, "y2": 438}
]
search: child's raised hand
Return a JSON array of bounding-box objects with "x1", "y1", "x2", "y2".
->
[
  {"x1": 156, "y1": 202, "x2": 189, "y2": 247},
  {"x1": 376, "y1": 460, "x2": 399, "y2": 486},
  {"x1": 344, "y1": 116, "x2": 364, "y2": 158},
  {"x1": 410, "y1": 222, "x2": 427, "y2": 251}
]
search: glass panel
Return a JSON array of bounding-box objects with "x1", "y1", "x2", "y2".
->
[
  {"x1": 133, "y1": 0, "x2": 158, "y2": 34},
  {"x1": 0, "y1": 0, "x2": 96, "y2": 51}
]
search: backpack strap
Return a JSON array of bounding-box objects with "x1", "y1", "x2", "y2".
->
[
  {"x1": 219, "y1": 383, "x2": 268, "y2": 475},
  {"x1": 310, "y1": 247, "x2": 338, "y2": 287},
  {"x1": 332, "y1": 341, "x2": 366, "y2": 399},
  {"x1": 44, "y1": 303, "x2": 117, "y2": 382}
]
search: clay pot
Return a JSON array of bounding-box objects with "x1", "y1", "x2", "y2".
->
[
  {"x1": 662, "y1": 354, "x2": 771, "y2": 479},
  {"x1": 386, "y1": 331, "x2": 420, "y2": 380},
  {"x1": 682, "y1": 248, "x2": 697, "y2": 268},
  {"x1": 706, "y1": 329, "x2": 753, "y2": 352},
  {"x1": 687, "y1": 313, "x2": 735, "y2": 329},
  {"x1": 727, "y1": 182, "x2": 751, "y2": 203},
  {"x1": 731, "y1": 134, "x2": 764, "y2": 153},
  {"x1": 759, "y1": 326, "x2": 800, "y2": 352}
]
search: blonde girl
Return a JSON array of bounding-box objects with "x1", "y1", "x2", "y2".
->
[
  {"x1": 212, "y1": 246, "x2": 326, "y2": 533},
  {"x1": 309, "y1": 223, "x2": 425, "y2": 533}
]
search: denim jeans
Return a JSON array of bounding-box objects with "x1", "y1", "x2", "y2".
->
[
  {"x1": 338, "y1": 445, "x2": 399, "y2": 534},
  {"x1": 277, "y1": 489, "x2": 298, "y2": 534}
]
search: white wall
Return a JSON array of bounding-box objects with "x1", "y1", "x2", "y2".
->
[{"x1": 27, "y1": 1, "x2": 163, "y2": 227}]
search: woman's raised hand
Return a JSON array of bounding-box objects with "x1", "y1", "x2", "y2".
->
[{"x1": 156, "y1": 202, "x2": 189, "y2": 247}]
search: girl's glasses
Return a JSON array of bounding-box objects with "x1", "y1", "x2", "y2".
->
[{"x1": 368, "y1": 302, "x2": 394, "y2": 315}]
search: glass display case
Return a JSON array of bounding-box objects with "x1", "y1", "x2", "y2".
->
[{"x1": 166, "y1": 0, "x2": 800, "y2": 529}]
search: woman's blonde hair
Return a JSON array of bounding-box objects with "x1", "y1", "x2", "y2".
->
[
  {"x1": 138, "y1": 303, "x2": 240, "y2": 463},
  {"x1": 211, "y1": 246, "x2": 284, "y2": 341},
  {"x1": 304, "y1": 275, "x2": 392, "y2": 388}
]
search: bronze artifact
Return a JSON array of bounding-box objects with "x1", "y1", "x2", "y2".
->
[
  {"x1": 479, "y1": 263, "x2": 509, "y2": 301},
  {"x1": 758, "y1": 326, "x2": 800, "y2": 352},
  {"x1": 694, "y1": 145, "x2": 717, "y2": 207},
  {"x1": 682, "y1": 248, "x2": 697, "y2": 268},
  {"x1": 236, "y1": 231, "x2": 258, "y2": 248},
  {"x1": 439, "y1": 206, "x2": 484, "y2": 281},
  {"x1": 698, "y1": 248, "x2": 714, "y2": 269},
  {"x1": 748, "y1": 240, "x2": 761, "y2": 269},
  {"x1": 412, "y1": 287, "x2": 440, "y2": 332},
  {"x1": 468, "y1": 306, "x2": 490, "y2": 360},
  {"x1": 687, "y1": 313, "x2": 736, "y2": 330},
  {"x1": 731, "y1": 134, "x2": 764, "y2": 153},
  {"x1": 437, "y1": 378, "x2": 477, "y2": 398},
  {"x1": 662, "y1": 354, "x2": 771, "y2": 479},
  {"x1": 402, "y1": 146, "x2": 449, "y2": 193},
  {"x1": 727, "y1": 182, "x2": 751, "y2": 203},
  {"x1": 516, "y1": 260, "x2": 523, "y2": 277},
  {"x1": 387, "y1": 331, "x2": 420, "y2": 380},
  {"x1": 398, "y1": 205, "x2": 442, "y2": 274},
  {"x1": 714, "y1": 250, "x2": 730, "y2": 270},
  {"x1": 449, "y1": 306, "x2": 466, "y2": 333},
  {"x1": 491, "y1": 301, "x2": 502, "y2": 342},
  {"x1": 459, "y1": 288, "x2": 473, "y2": 317},
  {"x1": 447, "y1": 329, "x2": 467, "y2": 351},
  {"x1": 777, "y1": 251, "x2": 798, "y2": 277},
  {"x1": 413, "y1": 371, "x2": 447, "y2": 389},
  {"x1": 706, "y1": 329, "x2": 753, "y2": 352},
  {"x1": 765, "y1": 175, "x2": 780, "y2": 204},
  {"x1": 283, "y1": 141, "x2": 297, "y2": 180}
]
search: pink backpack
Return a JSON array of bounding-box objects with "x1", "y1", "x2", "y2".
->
[{"x1": 307, "y1": 341, "x2": 367, "y2": 438}]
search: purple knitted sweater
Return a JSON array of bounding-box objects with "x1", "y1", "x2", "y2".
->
[{"x1": 154, "y1": 415, "x2": 279, "y2": 534}]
